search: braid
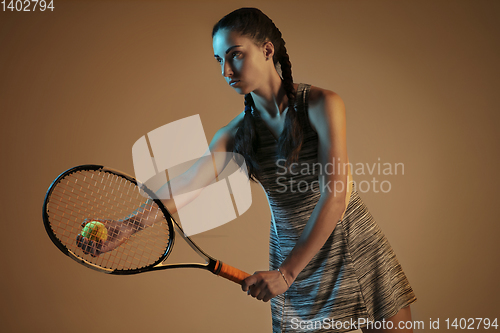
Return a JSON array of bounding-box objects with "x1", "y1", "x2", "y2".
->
[
  {"x1": 276, "y1": 40, "x2": 304, "y2": 165},
  {"x1": 233, "y1": 94, "x2": 260, "y2": 181}
]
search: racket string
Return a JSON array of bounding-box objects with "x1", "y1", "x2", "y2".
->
[{"x1": 47, "y1": 170, "x2": 172, "y2": 271}]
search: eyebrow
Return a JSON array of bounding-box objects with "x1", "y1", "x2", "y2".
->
[{"x1": 214, "y1": 45, "x2": 242, "y2": 58}]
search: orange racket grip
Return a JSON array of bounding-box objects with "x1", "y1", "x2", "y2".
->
[{"x1": 215, "y1": 261, "x2": 251, "y2": 285}]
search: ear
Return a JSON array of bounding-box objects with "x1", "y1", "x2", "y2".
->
[{"x1": 262, "y1": 41, "x2": 275, "y2": 60}]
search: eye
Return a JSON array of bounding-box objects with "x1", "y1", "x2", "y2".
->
[{"x1": 232, "y1": 51, "x2": 242, "y2": 59}]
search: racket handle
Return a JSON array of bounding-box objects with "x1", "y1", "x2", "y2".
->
[{"x1": 215, "y1": 260, "x2": 251, "y2": 285}]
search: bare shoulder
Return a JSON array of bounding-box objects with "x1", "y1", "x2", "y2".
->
[
  {"x1": 218, "y1": 111, "x2": 245, "y2": 138},
  {"x1": 306, "y1": 85, "x2": 346, "y2": 134},
  {"x1": 209, "y1": 111, "x2": 245, "y2": 152}
]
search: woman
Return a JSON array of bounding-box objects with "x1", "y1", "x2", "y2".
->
[
  {"x1": 78, "y1": 7, "x2": 417, "y2": 333},
  {"x1": 210, "y1": 8, "x2": 417, "y2": 333}
]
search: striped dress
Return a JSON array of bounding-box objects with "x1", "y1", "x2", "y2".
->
[{"x1": 251, "y1": 83, "x2": 417, "y2": 332}]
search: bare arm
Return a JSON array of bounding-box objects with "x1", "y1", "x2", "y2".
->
[
  {"x1": 157, "y1": 124, "x2": 237, "y2": 214},
  {"x1": 279, "y1": 90, "x2": 349, "y2": 282},
  {"x1": 132, "y1": 114, "x2": 243, "y2": 227}
]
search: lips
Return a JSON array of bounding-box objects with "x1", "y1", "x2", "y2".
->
[{"x1": 229, "y1": 80, "x2": 240, "y2": 86}]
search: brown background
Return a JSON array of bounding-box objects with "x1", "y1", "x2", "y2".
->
[{"x1": 1, "y1": 1, "x2": 499, "y2": 332}]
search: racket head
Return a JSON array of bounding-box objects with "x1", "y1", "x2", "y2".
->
[{"x1": 42, "y1": 164, "x2": 175, "y2": 274}]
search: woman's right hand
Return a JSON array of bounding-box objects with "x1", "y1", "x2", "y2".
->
[{"x1": 76, "y1": 218, "x2": 138, "y2": 257}]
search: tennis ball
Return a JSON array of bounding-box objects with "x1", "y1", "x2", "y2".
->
[{"x1": 81, "y1": 221, "x2": 108, "y2": 242}]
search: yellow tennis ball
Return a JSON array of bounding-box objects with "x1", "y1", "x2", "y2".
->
[{"x1": 81, "y1": 221, "x2": 108, "y2": 242}]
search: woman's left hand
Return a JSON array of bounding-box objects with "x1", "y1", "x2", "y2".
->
[{"x1": 241, "y1": 270, "x2": 290, "y2": 302}]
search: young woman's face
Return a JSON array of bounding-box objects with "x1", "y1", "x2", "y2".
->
[{"x1": 212, "y1": 29, "x2": 271, "y2": 95}]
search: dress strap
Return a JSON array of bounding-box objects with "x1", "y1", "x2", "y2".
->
[{"x1": 295, "y1": 83, "x2": 311, "y2": 116}]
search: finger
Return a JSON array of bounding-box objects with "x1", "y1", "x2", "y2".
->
[
  {"x1": 250, "y1": 282, "x2": 264, "y2": 298},
  {"x1": 76, "y1": 234, "x2": 83, "y2": 248},
  {"x1": 87, "y1": 239, "x2": 96, "y2": 256},
  {"x1": 241, "y1": 280, "x2": 249, "y2": 292},
  {"x1": 247, "y1": 274, "x2": 262, "y2": 297},
  {"x1": 90, "y1": 240, "x2": 98, "y2": 257},
  {"x1": 247, "y1": 284, "x2": 259, "y2": 295},
  {"x1": 242, "y1": 275, "x2": 257, "y2": 291},
  {"x1": 89, "y1": 239, "x2": 103, "y2": 257},
  {"x1": 94, "y1": 240, "x2": 104, "y2": 256},
  {"x1": 256, "y1": 288, "x2": 267, "y2": 301},
  {"x1": 79, "y1": 237, "x2": 90, "y2": 254},
  {"x1": 83, "y1": 239, "x2": 97, "y2": 256}
]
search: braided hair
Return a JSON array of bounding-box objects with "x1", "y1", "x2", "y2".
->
[{"x1": 212, "y1": 8, "x2": 304, "y2": 181}]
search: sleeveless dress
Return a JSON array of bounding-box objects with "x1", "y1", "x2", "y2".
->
[{"x1": 251, "y1": 83, "x2": 417, "y2": 332}]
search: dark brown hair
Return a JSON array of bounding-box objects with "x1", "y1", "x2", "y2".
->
[{"x1": 212, "y1": 8, "x2": 304, "y2": 181}]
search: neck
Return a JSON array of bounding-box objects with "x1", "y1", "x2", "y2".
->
[{"x1": 250, "y1": 72, "x2": 288, "y2": 118}]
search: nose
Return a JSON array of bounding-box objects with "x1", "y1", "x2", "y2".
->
[{"x1": 222, "y1": 61, "x2": 233, "y2": 77}]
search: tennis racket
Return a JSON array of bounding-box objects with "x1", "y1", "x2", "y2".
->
[{"x1": 42, "y1": 164, "x2": 250, "y2": 284}]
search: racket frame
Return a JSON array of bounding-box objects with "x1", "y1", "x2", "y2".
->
[{"x1": 42, "y1": 164, "x2": 225, "y2": 277}]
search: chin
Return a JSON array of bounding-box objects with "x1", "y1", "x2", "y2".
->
[
  {"x1": 232, "y1": 86, "x2": 251, "y2": 95},
  {"x1": 229, "y1": 81, "x2": 255, "y2": 95}
]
